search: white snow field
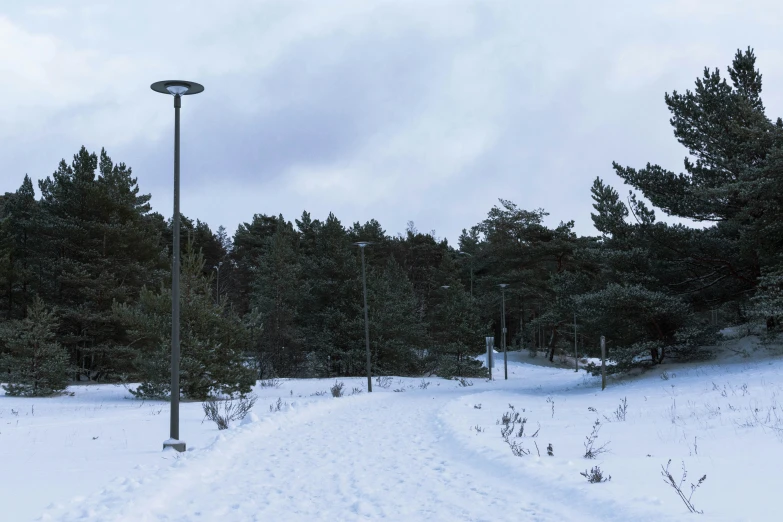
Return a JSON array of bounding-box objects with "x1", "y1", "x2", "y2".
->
[{"x1": 3, "y1": 331, "x2": 783, "y2": 521}]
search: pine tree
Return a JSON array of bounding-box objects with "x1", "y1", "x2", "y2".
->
[
  {"x1": 1, "y1": 298, "x2": 70, "y2": 396},
  {"x1": 250, "y1": 216, "x2": 304, "y2": 377},
  {"x1": 114, "y1": 242, "x2": 254, "y2": 400},
  {"x1": 367, "y1": 257, "x2": 428, "y2": 375},
  {"x1": 0, "y1": 176, "x2": 40, "y2": 320},
  {"x1": 36, "y1": 147, "x2": 166, "y2": 380}
]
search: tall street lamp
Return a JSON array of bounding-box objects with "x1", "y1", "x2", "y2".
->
[
  {"x1": 151, "y1": 80, "x2": 204, "y2": 452},
  {"x1": 499, "y1": 284, "x2": 509, "y2": 380},
  {"x1": 457, "y1": 252, "x2": 473, "y2": 297},
  {"x1": 213, "y1": 261, "x2": 223, "y2": 305},
  {"x1": 353, "y1": 241, "x2": 373, "y2": 392}
]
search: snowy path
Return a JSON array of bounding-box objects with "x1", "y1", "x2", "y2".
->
[{"x1": 46, "y1": 390, "x2": 598, "y2": 522}]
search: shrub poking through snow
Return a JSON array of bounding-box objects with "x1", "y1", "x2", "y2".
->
[
  {"x1": 419, "y1": 380, "x2": 431, "y2": 390},
  {"x1": 583, "y1": 419, "x2": 610, "y2": 458},
  {"x1": 614, "y1": 397, "x2": 628, "y2": 421},
  {"x1": 661, "y1": 459, "x2": 706, "y2": 514},
  {"x1": 351, "y1": 387, "x2": 362, "y2": 395},
  {"x1": 547, "y1": 443, "x2": 554, "y2": 456},
  {"x1": 202, "y1": 394, "x2": 257, "y2": 430},
  {"x1": 497, "y1": 405, "x2": 532, "y2": 456},
  {"x1": 581, "y1": 466, "x2": 611, "y2": 483},
  {"x1": 258, "y1": 378, "x2": 282, "y2": 388},
  {"x1": 474, "y1": 403, "x2": 482, "y2": 409},
  {"x1": 331, "y1": 381, "x2": 345, "y2": 397},
  {"x1": 546, "y1": 396, "x2": 555, "y2": 418},
  {"x1": 268, "y1": 397, "x2": 288, "y2": 412},
  {"x1": 456, "y1": 377, "x2": 473, "y2": 387},
  {"x1": 376, "y1": 376, "x2": 393, "y2": 389}
]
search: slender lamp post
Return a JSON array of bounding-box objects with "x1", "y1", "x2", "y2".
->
[
  {"x1": 499, "y1": 284, "x2": 508, "y2": 379},
  {"x1": 213, "y1": 261, "x2": 223, "y2": 304},
  {"x1": 353, "y1": 241, "x2": 373, "y2": 392},
  {"x1": 151, "y1": 80, "x2": 204, "y2": 452},
  {"x1": 574, "y1": 311, "x2": 578, "y2": 372},
  {"x1": 457, "y1": 252, "x2": 473, "y2": 297}
]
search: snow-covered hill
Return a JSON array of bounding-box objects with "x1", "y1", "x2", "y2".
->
[{"x1": 4, "y1": 332, "x2": 782, "y2": 521}]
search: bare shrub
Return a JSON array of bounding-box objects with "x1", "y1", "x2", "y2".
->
[
  {"x1": 351, "y1": 387, "x2": 362, "y2": 395},
  {"x1": 311, "y1": 390, "x2": 327, "y2": 397},
  {"x1": 202, "y1": 394, "x2": 257, "y2": 430},
  {"x1": 661, "y1": 459, "x2": 706, "y2": 514},
  {"x1": 546, "y1": 396, "x2": 555, "y2": 418},
  {"x1": 269, "y1": 397, "x2": 288, "y2": 412},
  {"x1": 419, "y1": 379, "x2": 431, "y2": 390},
  {"x1": 473, "y1": 425, "x2": 484, "y2": 434},
  {"x1": 474, "y1": 403, "x2": 482, "y2": 409},
  {"x1": 457, "y1": 377, "x2": 473, "y2": 387},
  {"x1": 393, "y1": 388, "x2": 405, "y2": 392},
  {"x1": 581, "y1": 466, "x2": 611, "y2": 483},
  {"x1": 583, "y1": 419, "x2": 610, "y2": 458},
  {"x1": 497, "y1": 405, "x2": 532, "y2": 457},
  {"x1": 547, "y1": 443, "x2": 554, "y2": 456},
  {"x1": 258, "y1": 378, "x2": 282, "y2": 388},
  {"x1": 613, "y1": 397, "x2": 628, "y2": 421},
  {"x1": 331, "y1": 381, "x2": 345, "y2": 397},
  {"x1": 376, "y1": 376, "x2": 393, "y2": 389}
]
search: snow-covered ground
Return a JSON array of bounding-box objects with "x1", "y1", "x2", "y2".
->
[{"x1": 4, "y1": 332, "x2": 783, "y2": 521}]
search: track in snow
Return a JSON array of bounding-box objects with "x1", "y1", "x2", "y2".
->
[{"x1": 46, "y1": 390, "x2": 598, "y2": 522}]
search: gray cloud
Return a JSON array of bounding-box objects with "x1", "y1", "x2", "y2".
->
[{"x1": 2, "y1": 0, "x2": 783, "y2": 243}]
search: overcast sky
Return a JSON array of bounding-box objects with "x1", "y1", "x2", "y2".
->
[{"x1": 2, "y1": 0, "x2": 782, "y2": 244}]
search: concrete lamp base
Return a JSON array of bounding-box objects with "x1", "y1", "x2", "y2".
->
[{"x1": 163, "y1": 439, "x2": 186, "y2": 452}]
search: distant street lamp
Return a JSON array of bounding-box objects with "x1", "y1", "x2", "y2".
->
[
  {"x1": 499, "y1": 284, "x2": 509, "y2": 380},
  {"x1": 457, "y1": 252, "x2": 473, "y2": 297},
  {"x1": 213, "y1": 261, "x2": 223, "y2": 304},
  {"x1": 353, "y1": 241, "x2": 373, "y2": 392},
  {"x1": 151, "y1": 80, "x2": 204, "y2": 453}
]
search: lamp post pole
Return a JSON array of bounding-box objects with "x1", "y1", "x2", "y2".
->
[
  {"x1": 213, "y1": 261, "x2": 223, "y2": 305},
  {"x1": 354, "y1": 242, "x2": 373, "y2": 392},
  {"x1": 499, "y1": 284, "x2": 508, "y2": 380},
  {"x1": 151, "y1": 80, "x2": 204, "y2": 453},
  {"x1": 574, "y1": 311, "x2": 578, "y2": 372}
]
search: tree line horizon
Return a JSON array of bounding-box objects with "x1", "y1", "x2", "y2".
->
[{"x1": 2, "y1": 47, "x2": 782, "y2": 397}]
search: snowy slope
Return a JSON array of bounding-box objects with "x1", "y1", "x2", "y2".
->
[{"x1": 3, "y1": 334, "x2": 783, "y2": 521}]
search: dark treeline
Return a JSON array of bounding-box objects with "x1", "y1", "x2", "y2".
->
[{"x1": 2, "y1": 48, "x2": 782, "y2": 397}]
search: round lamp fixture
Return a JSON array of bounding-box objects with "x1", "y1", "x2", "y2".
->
[{"x1": 151, "y1": 80, "x2": 205, "y2": 96}]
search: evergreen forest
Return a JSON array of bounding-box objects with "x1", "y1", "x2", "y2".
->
[{"x1": 2, "y1": 49, "x2": 782, "y2": 398}]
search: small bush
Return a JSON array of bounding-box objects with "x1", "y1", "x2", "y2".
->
[
  {"x1": 456, "y1": 377, "x2": 473, "y2": 387},
  {"x1": 202, "y1": 394, "x2": 257, "y2": 430},
  {"x1": 331, "y1": 381, "x2": 345, "y2": 397},
  {"x1": 376, "y1": 376, "x2": 393, "y2": 389},
  {"x1": 419, "y1": 379, "x2": 431, "y2": 390},
  {"x1": 661, "y1": 459, "x2": 706, "y2": 514},
  {"x1": 269, "y1": 397, "x2": 288, "y2": 412},
  {"x1": 581, "y1": 466, "x2": 611, "y2": 483},
  {"x1": 259, "y1": 378, "x2": 282, "y2": 388},
  {"x1": 547, "y1": 443, "x2": 554, "y2": 456},
  {"x1": 474, "y1": 403, "x2": 482, "y2": 409},
  {"x1": 613, "y1": 397, "x2": 628, "y2": 421},
  {"x1": 583, "y1": 419, "x2": 610, "y2": 458},
  {"x1": 351, "y1": 387, "x2": 362, "y2": 395},
  {"x1": 393, "y1": 388, "x2": 405, "y2": 392}
]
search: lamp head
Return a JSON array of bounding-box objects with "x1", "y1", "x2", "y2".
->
[
  {"x1": 151, "y1": 80, "x2": 205, "y2": 96},
  {"x1": 498, "y1": 283, "x2": 509, "y2": 289},
  {"x1": 353, "y1": 241, "x2": 372, "y2": 248}
]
